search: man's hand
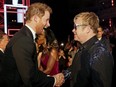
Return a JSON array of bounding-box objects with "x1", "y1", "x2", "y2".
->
[{"x1": 53, "y1": 73, "x2": 64, "y2": 87}]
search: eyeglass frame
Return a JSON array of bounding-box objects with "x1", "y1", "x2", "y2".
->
[{"x1": 74, "y1": 24, "x2": 87, "y2": 30}]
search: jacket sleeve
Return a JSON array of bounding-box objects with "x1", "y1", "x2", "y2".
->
[{"x1": 12, "y1": 37, "x2": 54, "y2": 87}]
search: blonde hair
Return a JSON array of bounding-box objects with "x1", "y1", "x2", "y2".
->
[
  {"x1": 25, "y1": 2, "x2": 52, "y2": 21},
  {"x1": 74, "y1": 12, "x2": 99, "y2": 33}
]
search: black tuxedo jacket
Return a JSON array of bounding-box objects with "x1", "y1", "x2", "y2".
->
[
  {"x1": 0, "y1": 50, "x2": 4, "y2": 72},
  {"x1": 2, "y1": 26, "x2": 54, "y2": 87},
  {"x1": 0, "y1": 50, "x2": 7, "y2": 87}
]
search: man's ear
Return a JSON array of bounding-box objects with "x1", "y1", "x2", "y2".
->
[
  {"x1": 34, "y1": 15, "x2": 40, "y2": 22},
  {"x1": 85, "y1": 26, "x2": 91, "y2": 34}
]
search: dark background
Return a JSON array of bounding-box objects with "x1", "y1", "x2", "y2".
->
[{"x1": 5, "y1": 0, "x2": 116, "y2": 42}]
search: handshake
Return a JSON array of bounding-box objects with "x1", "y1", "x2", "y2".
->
[{"x1": 53, "y1": 70, "x2": 71, "y2": 87}]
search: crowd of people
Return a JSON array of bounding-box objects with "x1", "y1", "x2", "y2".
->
[{"x1": 0, "y1": 2, "x2": 115, "y2": 87}]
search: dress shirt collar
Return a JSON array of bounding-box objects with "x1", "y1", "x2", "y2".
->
[
  {"x1": 0, "y1": 48, "x2": 4, "y2": 53},
  {"x1": 98, "y1": 37, "x2": 102, "y2": 40},
  {"x1": 25, "y1": 24, "x2": 36, "y2": 41}
]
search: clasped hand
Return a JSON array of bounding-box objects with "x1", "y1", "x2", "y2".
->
[{"x1": 53, "y1": 73, "x2": 65, "y2": 87}]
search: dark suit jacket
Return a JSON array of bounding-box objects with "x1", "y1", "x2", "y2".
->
[
  {"x1": 2, "y1": 26, "x2": 54, "y2": 87},
  {"x1": 99, "y1": 36, "x2": 110, "y2": 52},
  {"x1": 0, "y1": 50, "x2": 4, "y2": 87},
  {"x1": 70, "y1": 36, "x2": 114, "y2": 87},
  {"x1": 0, "y1": 50, "x2": 4, "y2": 73}
]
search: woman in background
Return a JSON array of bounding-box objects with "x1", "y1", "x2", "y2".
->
[{"x1": 36, "y1": 29, "x2": 59, "y2": 76}]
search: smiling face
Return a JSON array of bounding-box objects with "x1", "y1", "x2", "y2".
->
[
  {"x1": 36, "y1": 11, "x2": 50, "y2": 35},
  {"x1": 25, "y1": 3, "x2": 52, "y2": 35}
]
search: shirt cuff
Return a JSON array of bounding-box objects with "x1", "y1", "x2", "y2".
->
[{"x1": 53, "y1": 77, "x2": 56, "y2": 86}]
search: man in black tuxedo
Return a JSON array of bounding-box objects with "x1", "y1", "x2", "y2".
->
[
  {"x1": 0, "y1": 30, "x2": 9, "y2": 86},
  {"x1": 2, "y1": 3, "x2": 64, "y2": 87}
]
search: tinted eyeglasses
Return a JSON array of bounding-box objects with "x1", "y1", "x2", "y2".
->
[{"x1": 74, "y1": 24, "x2": 87, "y2": 30}]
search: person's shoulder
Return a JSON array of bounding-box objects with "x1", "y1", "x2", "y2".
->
[
  {"x1": 50, "y1": 47, "x2": 57, "y2": 52},
  {"x1": 89, "y1": 41, "x2": 105, "y2": 56},
  {"x1": 49, "y1": 48, "x2": 58, "y2": 59},
  {"x1": 89, "y1": 40, "x2": 112, "y2": 64},
  {"x1": 92, "y1": 40, "x2": 107, "y2": 54}
]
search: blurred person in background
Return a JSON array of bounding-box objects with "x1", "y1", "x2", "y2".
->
[
  {"x1": 37, "y1": 28, "x2": 60, "y2": 76},
  {"x1": 97, "y1": 26, "x2": 111, "y2": 52},
  {"x1": 0, "y1": 30, "x2": 9, "y2": 86},
  {"x1": 68, "y1": 41, "x2": 80, "y2": 60},
  {"x1": 67, "y1": 55, "x2": 73, "y2": 67},
  {"x1": 58, "y1": 48, "x2": 67, "y2": 72}
]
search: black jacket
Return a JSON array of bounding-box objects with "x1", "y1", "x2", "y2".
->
[
  {"x1": 2, "y1": 26, "x2": 54, "y2": 87},
  {"x1": 70, "y1": 36, "x2": 114, "y2": 87}
]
